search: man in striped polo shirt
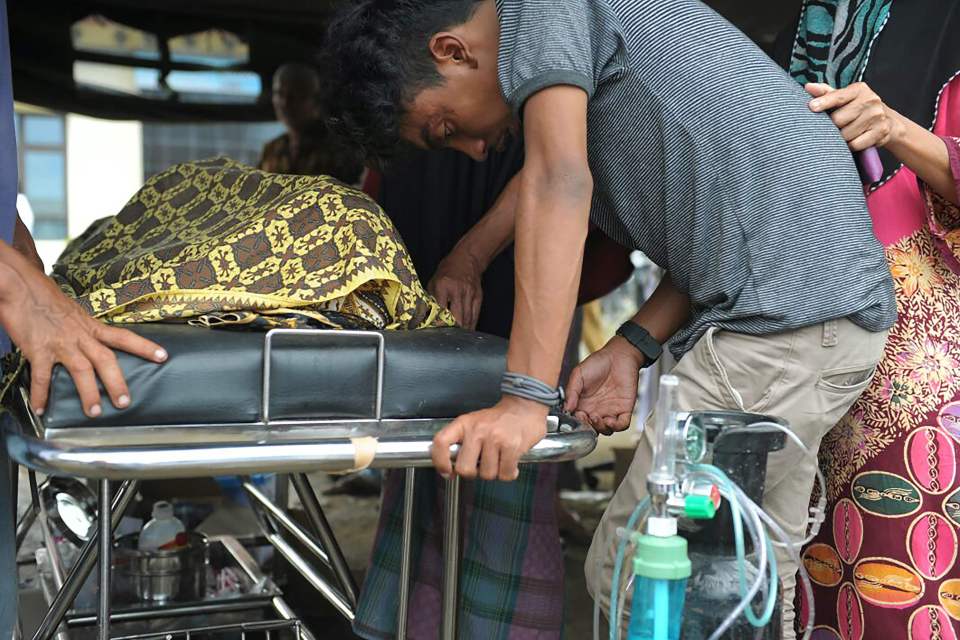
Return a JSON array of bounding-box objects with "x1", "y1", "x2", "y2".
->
[{"x1": 324, "y1": 0, "x2": 896, "y2": 632}]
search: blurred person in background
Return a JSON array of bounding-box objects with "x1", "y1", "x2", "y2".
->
[{"x1": 259, "y1": 62, "x2": 364, "y2": 185}]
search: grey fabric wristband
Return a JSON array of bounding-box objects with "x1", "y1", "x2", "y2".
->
[{"x1": 501, "y1": 371, "x2": 564, "y2": 409}]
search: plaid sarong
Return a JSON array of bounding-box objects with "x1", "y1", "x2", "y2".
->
[{"x1": 353, "y1": 465, "x2": 564, "y2": 639}]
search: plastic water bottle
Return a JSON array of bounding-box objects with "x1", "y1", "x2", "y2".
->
[
  {"x1": 137, "y1": 501, "x2": 186, "y2": 552},
  {"x1": 628, "y1": 534, "x2": 690, "y2": 640}
]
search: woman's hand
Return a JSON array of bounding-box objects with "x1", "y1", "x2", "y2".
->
[
  {"x1": 807, "y1": 81, "x2": 957, "y2": 205},
  {"x1": 806, "y1": 82, "x2": 905, "y2": 151}
]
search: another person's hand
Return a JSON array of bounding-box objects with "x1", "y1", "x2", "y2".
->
[
  {"x1": 565, "y1": 336, "x2": 643, "y2": 435},
  {"x1": 806, "y1": 82, "x2": 905, "y2": 151},
  {"x1": 13, "y1": 214, "x2": 43, "y2": 272},
  {"x1": 431, "y1": 396, "x2": 548, "y2": 481},
  {"x1": 0, "y1": 260, "x2": 167, "y2": 416},
  {"x1": 428, "y1": 248, "x2": 484, "y2": 330}
]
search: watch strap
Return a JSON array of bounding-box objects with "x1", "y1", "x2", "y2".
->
[{"x1": 615, "y1": 320, "x2": 662, "y2": 368}]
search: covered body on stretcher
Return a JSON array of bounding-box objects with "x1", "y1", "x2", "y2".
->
[{"x1": 1, "y1": 158, "x2": 597, "y2": 640}]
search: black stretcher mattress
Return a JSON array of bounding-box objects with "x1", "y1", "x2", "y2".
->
[{"x1": 41, "y1": 324, "x2": 507, "y2": 429}]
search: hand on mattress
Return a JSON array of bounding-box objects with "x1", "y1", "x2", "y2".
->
[
  {"x1": 428, "y1": 248, "x2": 484, "y2": 330},
  {"x1": 431, "y1": 396, "x2": 549, "y2": 482},
  {"x1": 0, "y1": 247, "x2": 168, "y2": 417},
  {"x1": 564, "y1": 336, "x2": 643, "y2": 435}
]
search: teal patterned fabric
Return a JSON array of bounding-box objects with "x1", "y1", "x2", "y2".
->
[{"x1": 790, "y1": 0, "x2": 893, "y2": 89}]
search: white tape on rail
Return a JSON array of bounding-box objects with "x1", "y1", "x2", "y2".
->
[{"x1": 336, "y1": 436, "x2": 378, "y2": 474}]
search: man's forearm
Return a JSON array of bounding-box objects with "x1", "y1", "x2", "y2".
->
[
  {"x1": 508, "y1": 171, "x2": 592, "y2": 386},
  {"x1": 578, "y1": 230, "x2": 633, "y2": 304},
  {"x1": 0, "y1": 249, "x2": 21, "y2": 305},
  {"x1": 448, "y1": 171, "x2": 521, "y2": 270},
  {"x1": 627, "y1": 274, "x2": 690, "y2": 344}
]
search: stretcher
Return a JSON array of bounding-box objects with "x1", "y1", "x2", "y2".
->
[{"x1": 4, "y1": 323, "x2": 597, "y2": 640}]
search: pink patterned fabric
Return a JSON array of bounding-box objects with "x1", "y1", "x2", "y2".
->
[
  {"x1": 868, "y1": 77, "x2": 959, "y2": 247},
  {"x1": 802, "y1": 77, "x2": 960, "y2": 638}
]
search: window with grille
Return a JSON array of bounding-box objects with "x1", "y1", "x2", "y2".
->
[{"x1": 15, "y1": 113, "x2": 68, "y2": 240}]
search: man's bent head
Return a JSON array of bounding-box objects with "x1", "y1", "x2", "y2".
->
[{"x1": 323, "y1": 0, "x2": 516, "y2": 164}]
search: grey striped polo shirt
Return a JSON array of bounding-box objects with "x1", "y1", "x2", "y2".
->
[{"x1": 495, "y1": 0, "x2": 896, "y2": 358}]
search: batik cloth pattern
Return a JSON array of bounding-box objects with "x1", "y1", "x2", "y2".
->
[
  {"x1": 1, "y1": 157, "x2": 454, "y2": 402},
  {"x1": 52, "y1": 157, "x2": 452, "y2": 331},
  {"x1": 796, "y1": 131, "x2": 960, "y2": 639}
]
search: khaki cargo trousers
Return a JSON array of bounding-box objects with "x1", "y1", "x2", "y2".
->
[{"x1": 585, "y1": 318, "x2": 889, "y2": 638}]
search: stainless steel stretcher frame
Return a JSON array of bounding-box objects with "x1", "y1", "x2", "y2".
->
[{"x1": 4, "y1": 328, "x2": 598, "y2": 640}]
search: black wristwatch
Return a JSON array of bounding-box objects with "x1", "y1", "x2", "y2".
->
[{"x1": 615, "y1": 320, "x2": 662, "y2": 368}]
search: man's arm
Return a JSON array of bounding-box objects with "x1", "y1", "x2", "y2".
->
[
  {"x1": 434, "y1": 179, "x2": 629, "y2": 325},
  {"x1": 449, "y1": 171, "x2": 521, "y2": 270},
  {"x1": 566, "y1": 274, "x2": 690, "y2": 434},
  {"x1": 509, "y1": 85, "x2": 592, "y2": 383},
  {"x1": 0, "y1": 240, "x2": 167, "y2": 415},
  {"x1": 624, "y1": 273, "x2": 690, "y2": 344},
  {"x1": 429, "y1": 172, "x2": 520, "y2": 329},
  {"x1": 432, "y1": 85, "x2": 592, "y2": 481}
]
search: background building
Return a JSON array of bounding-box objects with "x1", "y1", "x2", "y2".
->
[{"x1": 15, "y1": 15, "x2": 282, "y2": 267}]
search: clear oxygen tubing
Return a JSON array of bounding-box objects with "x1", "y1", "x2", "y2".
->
[
  {"x1": 731, "y1": 480, "x2": 815, "y2": 640},
  {"x1": 688, "y1": 465, "x2": 777, "y2": 639},
  {"x1": 687, "y1": 465, "x2": 774, "y2": 638},
  {"x1": 747, "y1": 421, "x2": 827, "y2": 549},
  {"x1": 603, "y1": 496, "x2": 652, "y2": 640},
  {"x1": 693, "y1": 465, "x2": 777, "y2": 629},
  {"x1": 617, "y1": 569, "x2": 633, "y2": 640},
  {"x1": 607, "y1": 463, "x2": 775, "y2": 640},
  {"x1": 686, "y1": 467, "x2": 775, "y2": 630}
]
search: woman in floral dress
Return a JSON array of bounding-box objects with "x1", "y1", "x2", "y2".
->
[{"x1": 783, "y1": 1, "x2": 960, "y2": 638}]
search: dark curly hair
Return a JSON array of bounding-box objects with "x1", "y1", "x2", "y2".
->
[{"x1": 322, "y1": 0, "x2": 481, "y2": 164}]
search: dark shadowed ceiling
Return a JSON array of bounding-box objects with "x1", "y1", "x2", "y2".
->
[{"x1": 9, "y1": 0, "x2": 804, "y2": 122}]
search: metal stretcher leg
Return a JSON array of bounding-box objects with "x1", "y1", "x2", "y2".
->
[
  {"x1": 290, "y1": 474, "x2": 358, "y2": 607},
  {"x1": 396, "y1": 468, "x2": 416, "y2": 639},
  {"x1": 98, "y1": 479, "x2": 111, "y2": 640},
  {"x1": 15, "y1": 501, "x2": 38, "y2": 553},
  {"x1": 241, "y1": 479, "x2": 355, "y2": 622},
  {"x1": 440, "y1": 476, "x2": 461, "y2": 640},
  {"x1": 30, "y1": 472, "x2": 66, "y2": 592},
  {"x1": 33, "y1": 480, "x2": 139, "y2": 640}
]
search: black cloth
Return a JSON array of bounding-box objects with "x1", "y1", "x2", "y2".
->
[{"x1": 378, "y1": 141, "x2": 524, "y2": 339}]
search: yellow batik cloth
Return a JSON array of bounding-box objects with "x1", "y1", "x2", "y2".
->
[{"x1": 52, "y1": 157, "x2": 454, "y2": 330}]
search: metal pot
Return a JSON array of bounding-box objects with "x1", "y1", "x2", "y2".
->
[{"x1": 113, "y1": 532, "x2": 209, "y2": 604}]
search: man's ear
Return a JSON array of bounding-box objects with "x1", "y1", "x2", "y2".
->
[{"x1": 428, "y1": 32, "x2": 478, "y2": 70}]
